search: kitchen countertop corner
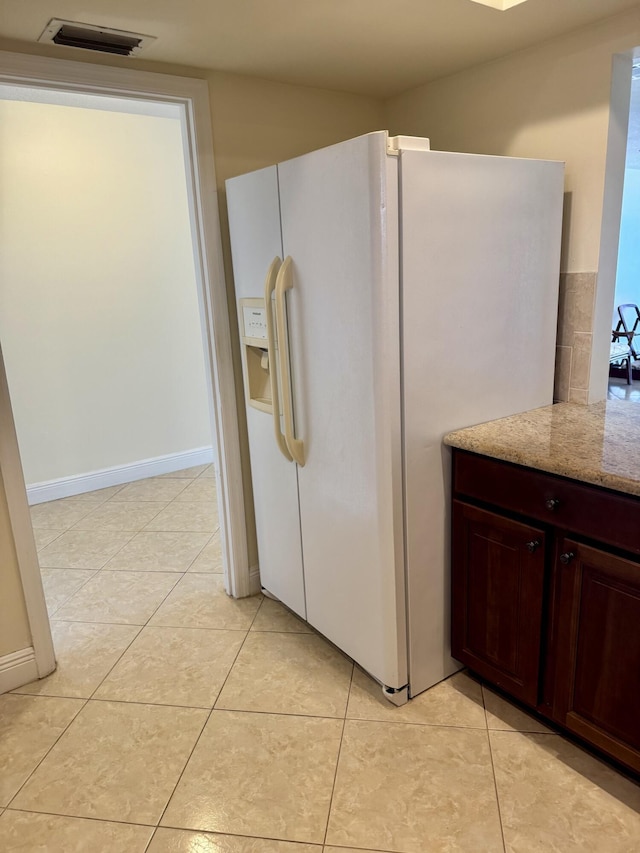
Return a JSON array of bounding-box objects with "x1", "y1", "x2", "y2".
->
[{"x1": 444, "y1": 400, "x2": 640, "y2": 497}]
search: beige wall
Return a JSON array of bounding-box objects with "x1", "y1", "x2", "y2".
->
[
  {"x1": 0, "y1": 470, "x2": 31, "y2": 657},
  {"x1": 386, "y1": 7, "x2": 640, "y2": 274},
  {"x1": 386, "y1": 7, "x2": 640, "y2": 400},
  {"x1": 0, "y1": 96, "x2": 212, "y2": 486}
]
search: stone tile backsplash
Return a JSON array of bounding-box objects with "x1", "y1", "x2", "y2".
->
[{"x1": 554, "y1": 272, "x2": 596, "y2": 403}]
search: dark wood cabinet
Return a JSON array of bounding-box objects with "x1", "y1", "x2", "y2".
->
[
  {"x1": 452, "y1": 502, "x2": 546, "y2": 705},
  {"x1": 451, "y1": 449, "x2": 640, "y2": 775},
  {"x1": 552, "y1": 540, "x2": 640, "y2": 772}
]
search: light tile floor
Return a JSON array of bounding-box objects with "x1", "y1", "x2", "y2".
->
[{"x1": 1, "y1": 463, "x2": 639, "y2": 851}]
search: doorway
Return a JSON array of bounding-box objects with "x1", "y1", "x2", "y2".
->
[
  {"x1": 0, "y1": 49, "x2": 250, "y2": 689},
  {"x1": 0, "y1": 88, "x2": 214, "y2": 496},
  {"x1": 607, "y1": 65, "x2": 640, "y2": 401},
  {"x1": 592, "y1": 47, "x2": 640, "y2": 402},
  {"x1": 0, "y1": 85, "x2": 225, "y2": 644}
]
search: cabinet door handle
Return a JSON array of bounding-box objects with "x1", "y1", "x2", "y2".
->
[
  {"x1": 525, "y1": 540, "x2": 541, "y2": 554},
  {"x1": 559, "y1": 551, "x2": 575, "y2": 565},
  {"x1": 545, "y1": 498, "x2": 560, "y2": 512}
]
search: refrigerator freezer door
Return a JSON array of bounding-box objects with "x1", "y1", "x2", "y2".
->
[
  {"x1": 226, "y1": 166, "x2": 306, "y2": 617},
  {"x1": 278, "y1": 131, "x2": 408, "y2": 689},
  {"x1": 399, "y1": 149, "x2": 564, "y2": 695}
]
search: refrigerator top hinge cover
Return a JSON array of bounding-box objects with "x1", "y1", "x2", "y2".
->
[{"x1": 386, "y1": 135, "x2": 431, "y2": 156}]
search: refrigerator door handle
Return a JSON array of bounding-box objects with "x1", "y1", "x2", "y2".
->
[
  {"x1": 275, "y1": 256, "x2": 306, "y2": 467},
  {"x1": 264, "y1": 256, "x2": 293, "y2": 462}
]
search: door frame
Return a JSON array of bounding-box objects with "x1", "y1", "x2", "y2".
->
[
  {"x1": 590, "y1": 47, "x2": 640, "y2": 400},
  {"x1": 0, "y1": 49, "x2": 251, "y2": 678}
]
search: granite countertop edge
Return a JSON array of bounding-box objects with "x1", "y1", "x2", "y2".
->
[{"x1": 443, "y1": 402, "x2": 640, "y2": 499}]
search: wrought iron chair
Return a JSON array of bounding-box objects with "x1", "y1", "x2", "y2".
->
[{"x1": 611, "y1": 304, "x2": 640, "y2": 385}]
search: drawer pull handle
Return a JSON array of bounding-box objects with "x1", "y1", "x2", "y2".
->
[
  {"x1": 545, "y1": 498, "x2": 560, "y2": 512},
  {"x1": 525, "y1": 540, "x2": 541, "y2": 554},
  {"x1": 559, "y1": 551, "x2": 575, "y2": 565}
]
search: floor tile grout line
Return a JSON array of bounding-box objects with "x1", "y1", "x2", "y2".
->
[
  {"x1": 86, "y1": 620, "x2": 246, "y2": 707},
  {"x1": 96, "y1": 526, "x2": 154, "y2": 568},
  {"x1": 151, "y1": 823, "x2": 326, "y2": 847},
  {"x1": 4, "y1": 697, "x2": 90, "y2": 810},
  {"x1": 195, "y1": 464, "x2": 215, "y2": 480},
  {"x1": 140, "y1": 524, "x2": 220, "y2": 535},
  {"x1": 85, "y1": 622, "x2": 146, "y2": 701},
  {"x1": 322, "y1": 664, "x2": 354, "y2": 847},
  {"x1": 36, "y1": 476, "x2": 219, "y2": 691},
  {"x1": 480, "y1": 679, "x2": 508, "y2": 851},
  {"x1": 341, "y1": 715, "x2": 491, "y2": 730},
  {"x1": 38, "y1": 528, "x2": 138, "y2": 573},
  {"x1": 44, "y1": 568, "x2": 102, "y2": 618},
  {"x1": 48, "y1": 617, "x2": 244, "y2": 631},
  {"x1": 155, "y1": 624, "x2": 254, "y2": 829},
  {"x1": 110, "y1": 476, "x2": 192, "y2": 502},
  {"x1": 486, "y1": 727, "x2": 508, "y2": 853},
  {"x1": 60, "y1": 695, "x2": 219, "y2": 711},
  {"x1": 31, "y1": 499, "x2": 96, "y2": 529},
  {"x1": 54, "y1": 561, "x2": 183, "y2": 623},
  {"x1": 209, "y1": 598, "x2": 271, "y2": 715},
  {"x1": 142, "y1": 827, "x2": 157, "y2": 853},
  {"x1": 182, "y1": 528, "x2": 218, "y2": 573},
  {"x1": 152, "y1": 581, "x2": 258, "y2": 827},
  {"x1": 93, "y1": 483, "x2": 218, "y2": 568},
  {"x1": 20, "y1": 472, "x2": 257, "y2": 835},
  {"x1": 481, "y1": 682, "x2": 490, "y2": 731},
  {"x1": 1, "y1": 805, "x2": 156, "y2": 830},
  {"x1": 121, "y1": 545, "x2": 189, "y2": 626},
  {"x1": 321, "y1": 845, "x2": 391, "y2": 853},
  {"x1": 66, "y1": 500, "x2": 172, "y2": 534},
  {"x1": 212, "y1": 625, "x2": 254, "y2": 709},
  {"x1": 34, "y1": 528, "x2": 67, "y2": 553}
]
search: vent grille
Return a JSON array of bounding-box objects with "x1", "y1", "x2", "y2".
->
[{"x1": 38, "y1": 19, "x2": 156, "y2": 57}]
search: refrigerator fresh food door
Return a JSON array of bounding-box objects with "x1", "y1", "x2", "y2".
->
[
  {"x1": 226, "y1": 165, "x2": 306, "y2": 618},
  {"x1": 277, "y1": 131, "x2": 407, "y2": 690},
  {"x1": 400, "y1": 149, "x2": 564, "y2": 695}
]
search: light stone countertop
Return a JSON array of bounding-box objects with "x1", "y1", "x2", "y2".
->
[{"x1": 444, "y1": 400, "x2": 640, "y2": 498}]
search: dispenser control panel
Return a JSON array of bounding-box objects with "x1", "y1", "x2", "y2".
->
[{"x1": 242, "y1": 301, "x2": 267, "y2": 342}]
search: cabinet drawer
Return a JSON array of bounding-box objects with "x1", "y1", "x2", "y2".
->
[{"x1": 453, "y1": 451, "x2": 640, "y2": 556}]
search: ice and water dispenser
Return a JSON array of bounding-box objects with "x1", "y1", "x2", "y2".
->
[
  {"x1": 238, "y1": 257, "x2": 304, "y2": 467},
  {"x1": 239, "y1": 298, "x2": 273, "y2": 413}
]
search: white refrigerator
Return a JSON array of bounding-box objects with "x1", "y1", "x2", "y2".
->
[{"x1": 227, "y1": 131, "x2": 564, "y2": 703}]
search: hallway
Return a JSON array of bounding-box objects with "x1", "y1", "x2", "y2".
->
[{"x1": 0, "y1": 466, "x2": 639, "y2": 851}]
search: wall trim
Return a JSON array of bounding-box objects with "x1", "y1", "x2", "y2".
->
[
  {"x1": 0, "y1": 343, "x2": 55, "y2": 679},
  {"x1": 27, "y1": 446, "x2": 215, "y2": 505},
  {"x1": 0, "y1": 646, "x2": 39, "y2": 694}
]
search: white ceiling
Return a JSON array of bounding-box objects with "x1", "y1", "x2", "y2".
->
[{"x1": 0, "y1": 0, "x2": 638, "y2": 97}]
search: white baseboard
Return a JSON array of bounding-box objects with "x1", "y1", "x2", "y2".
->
[
  {"x1": 0, "y1": 647, "x2": 39, "y2": 694},
  {"x1": 249, "y1": 564, "x2": 262, "y2": 597},
  {"x1": 27, "y1": 446, "x2": 215, "y2": 505}
]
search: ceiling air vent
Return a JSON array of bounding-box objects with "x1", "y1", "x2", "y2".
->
[{"x1": 38, "y1": 19, "x2": 156, "y2": 57}]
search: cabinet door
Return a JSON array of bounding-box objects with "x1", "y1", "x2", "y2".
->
[
  {"x1": 452, "y1": 501, "x2": 546, "y2": 705},
  {"x1": 552, "y1": 539, "x2": 640, "y2": 773}
]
